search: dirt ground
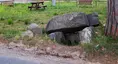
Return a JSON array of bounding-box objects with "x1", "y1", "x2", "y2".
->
[{"x1": 0, "y1": 37, "x2": 111, "y2": 64}]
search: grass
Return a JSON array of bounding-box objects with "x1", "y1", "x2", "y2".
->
[
  {"x1": 1, "y1": 1, "x2": 117, "y2": 55},
  {"x1": 0, "y1": 2, "x2": 107, "y2": 38}
]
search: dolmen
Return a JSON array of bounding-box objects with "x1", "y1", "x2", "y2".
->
[{"x1": 46, "y1": 12, "x2": 99, "y2": 45}]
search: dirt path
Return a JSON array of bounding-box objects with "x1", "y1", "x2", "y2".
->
[{"x1": 0, "y1": 43, "x2": 101, "y2": 64}]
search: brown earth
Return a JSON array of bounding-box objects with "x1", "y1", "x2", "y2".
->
[{"x1": 0, "y1": 37, "x2": 116, "y2": 64}]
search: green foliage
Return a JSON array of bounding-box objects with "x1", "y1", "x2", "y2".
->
[
  {"x1": 53, "y1": 12, "x2": 59, "y2": 15},
  {"x1": 2, "y1": 30, "x2": 20, "y2": 39},
  {"x1": 7, "y1": 18, "x2": 13, "y2": 25},
  {"x1": 23, "y1": 19, "x2": 31, "y2": 25}
]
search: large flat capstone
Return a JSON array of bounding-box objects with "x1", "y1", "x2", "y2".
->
[{"x1": 46, "y1": 12, "x2": 89, "y2": 34}]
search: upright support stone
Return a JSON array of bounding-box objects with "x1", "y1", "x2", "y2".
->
[{"x1": 79, "y1": 26, "x2": 94, "y2": 43}]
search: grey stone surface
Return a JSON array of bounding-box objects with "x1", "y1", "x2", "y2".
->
[
  {"x1": 47, "y1": 12, "x2": 99, "y2": 44},
  {"x1": 28, "y1": 23, "x2": 42, "y2": 35},
  {"x1": 49, "y1": 33, "x2": 56, "y2": 40},
  {"x1": 31, "y1": 27, "x2": 42, "y2": 35},
  {"x1": 79, "y1": 26, "x2": 94, "y2": 43},
  {"x1": 87, "y1": 12, "x2": 99, "y2": 27},
  {"x1": 49, "y1": 32, "x2": 67, "y2": 43},
  {"x1": 22, "y1": 30, "x2": 34, "y2": 38},
  {"x1": 28, "y1": 23, "x2": 39, "y2": 30},
  {"x1": 49, "y1": 32, "x2": 80, "y2": 45},
  {"x1": 46, "y1": 12, "x2": 89, "y2": 34},
  {"x1": 48, "y1": 27, "x2": 94, "y2": 44}
]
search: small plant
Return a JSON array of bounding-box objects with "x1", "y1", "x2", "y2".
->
[
  {"x1": 0, "y1": 17, "x2": 5, "y2": 20},
  {"x1": 24, "y1": 19, "x2": 31, "y2": 25},
  {"x1": 53, "y1": 12, "x2": 58, "y2": 16},
  {"x1": 7, "y1": 18, "x2": 13, "y2": 25}
]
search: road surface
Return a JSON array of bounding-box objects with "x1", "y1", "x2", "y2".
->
[{"x1": 0, "y1": 56, "x2": 39, "y2": 64}]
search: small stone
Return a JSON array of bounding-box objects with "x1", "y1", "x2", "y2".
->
[
  {"x1": 58, "y1": 53, "x2": 66, "y2": 57},
  {"x1": 27, "y1": 23, "x2": 42, "y2": 35},
  {"x1": 27, "y1": 23, "x2": 39, "y2": 30},
  {"x1": 25, "y1": 47, "x2": 38, "y2": 51},
  {"x1": 71, "y1": 52, "x2": 80, "y2": 59},
  {"x1": 8, "y1": 42, "x2": 25, "y2": 49},
  {"x1": 36, "y1": 50, "x2": 46, "y2": 55},
  {"x1": 22, "y1": 30, "x2": 34, "y2": 38},
  {"x1": 31, "y1": 27, "x2": 42, "y2": 35},
  {"x1": 46, "y1": 47, "x2": 52, "y2": 53},
  {"x1": 50, "y1": 50, "x2": 58, "y2": 55},
  {"x1": 49, "y1": 33, "x2": 56, "y2": 40}
]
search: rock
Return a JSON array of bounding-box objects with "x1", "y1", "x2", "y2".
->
[
  {"x1": 49, "y1": 32, "x2": 68, "y2": 44},
  {"x1": 36, "y1": 50, "x2": 46, "y2": 55},
  {"x1": 46, "y1": 12, "x2": 89, "y2": 34},
  {"x1": 71, "y1": 52, "x2": 80, "y2": 59},
  {"x1": 49, "y1": 31, "x2": 80, "y2": 45},
  {"x1": 46, "y1": 47, "x2": 52, "y2": 53},
  {"x1": 27, "y1": 23, "x2": 39, "y2": 30},
  {"x1": 22, "y1": 30, "x2": 34, "y2": 38},
  {"x1": 87, "y1": 12, "x2": 99, "y2": 27},
  {"x1": 58, "y1": 53, "x2": 72, "y2": 58},
  {"x1": 24, "y1": 47, "x2": 38, "y2": 51},
  {"x1": 49, "y1": 27, "x2": 94, "y2": 44},
  {"x1": 8, "y1": 42, "x2": 25, "y2": 49},
  {"x1": 79, "y1": 26, "x2": 94, "y2": 43},
  {"x1": 28, "y1": 23, "x2": 42, "y2": 35},
  {"x1": 31, "y1": 27, "x2": 42, "y2": 36},
  {"x1": 48, "y1": 33, "x2": 56, "y2": 40}
]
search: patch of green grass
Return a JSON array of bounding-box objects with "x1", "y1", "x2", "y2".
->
[
  {"x1": 2, "y1": 30, "x2": 20, "y2": 39},
  {"x1": 83, "y1": 25, "x2": 118, "y2": 55}
]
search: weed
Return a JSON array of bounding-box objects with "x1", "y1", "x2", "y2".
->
[
  {"x1": 23, "y1": 19, "x2": 31, "y2": 25},
  {"x1": 7, "y1": 18, "x2": 13, "y2": 25},
  {"x1": 53, "y1": 12, "x2": 58, "y2": 15}
]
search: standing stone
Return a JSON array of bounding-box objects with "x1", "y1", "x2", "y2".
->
[
  {"x1": 79, "y1": 26, "x2": 94, "y2": 43},
  {"x1": 28, "y1": 23, "x2": 42, "y2": 35},
  {"x1": 49, "y1": 32, "x2": 80, "y2": 45},
  {"x1": 49, "y1": 32, "x2": 68, "y2": 44},
  {"x1": 49, "y1": 33, "x2": 56, "y2": 40}
]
